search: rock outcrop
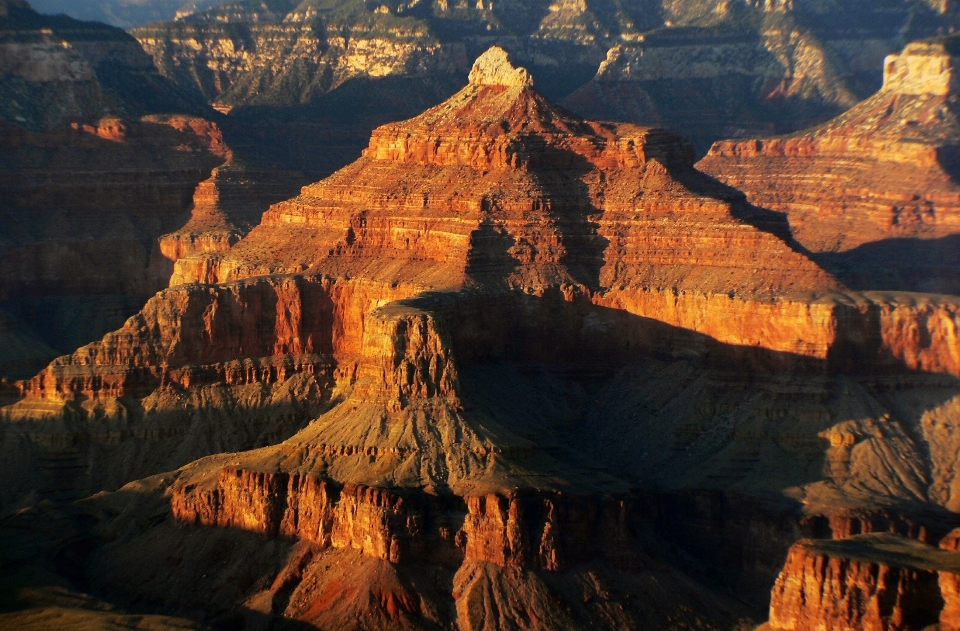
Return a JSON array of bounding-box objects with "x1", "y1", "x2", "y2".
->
[
  {"x1": 700, "y1": 36, "x2": 960, "y2": 294},
  {"x1": 0, "y1": 114, "x2": 227, "y2": 377},
  {"x1": 0, "y1": 2, "x2": 209, "y2": 131},
  {"x1": 0, "y1": 3, "x2": 318, "y2": 377},
  {"x1": 766, "y1": 534, "x2": 960, "y2": 631},
  {"x1": 127, "y1": 0, "x2": 960, "y2": 163}
]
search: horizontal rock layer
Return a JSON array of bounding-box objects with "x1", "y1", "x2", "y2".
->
[
  {"x1": 699, "y1": 37, "x2": 960, "y2": 297},
  {"x1": 171, "y1": 467, "x2": 644, "y2": 571}
]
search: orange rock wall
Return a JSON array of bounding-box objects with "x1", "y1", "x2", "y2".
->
[
  {"x1": 172, "y1": 469, "x2": 462, "y2": 564},
  {"x1": 768, "y1": 541, "x2": 944, "y2": 631},
  {"x1": 21, "y1": 275, "x2": 421, "y2": 401},
  {"x1": 352, "y1": 305, "x2": 460, "y2": 405},
  {"x1": 172, "y1": 468, "x2": 643, "y2": 571}
]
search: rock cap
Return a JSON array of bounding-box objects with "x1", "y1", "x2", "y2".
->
[
  {"x1": 468, "y1": 47, "x2": 533, "y2": 88},
  {"x1": 883, "y1": 36, "x2": 960, "y2": 96}
]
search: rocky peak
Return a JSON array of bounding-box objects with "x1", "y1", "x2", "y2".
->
[
  {"x1": 883, "y1": 37, "x2": 960, "y2": 95},
  {"x1": 467, "y1": 46, "x2": 533, "y2": 88}
]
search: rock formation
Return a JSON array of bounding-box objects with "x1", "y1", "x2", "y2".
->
[
  {"x1": 0, "y1": 2, "x2": 209, "y2": 131},
  {"x1": 4, "y1": 46, "x2": 960, "y2": 630},
  {"x1": 765, "y1": 534, "x2": 960, "y2": 631},
  {"x1": 0, "y1": 2, "x2": 316, "y2": 377},
  {"x1": 127, "y1": 0, "x2": 960, "y2": 164},
  {"x1": 0, "y1": 113, "x2": 229, "y2": 377},
  {"x1": 27, "y1": 0, "x2": 228, "y2": 28},
  {"x1": 564, "y1": 2, "x2": 960, "y2": 153},
  {"x1": 699, "y1": 36, "x2": 960, "y2": 294}
]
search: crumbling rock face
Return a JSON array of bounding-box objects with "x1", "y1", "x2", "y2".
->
[
  {"x1": 0, "y1": 114, "x2": 227, "y2": 377},
  {"x1": 172, "y1": 468, "x2": 643, "y2": 571}
]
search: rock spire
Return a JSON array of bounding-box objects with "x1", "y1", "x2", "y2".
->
[{"x1": 467, "y1": 46, "x2": 533, "y2": 88}]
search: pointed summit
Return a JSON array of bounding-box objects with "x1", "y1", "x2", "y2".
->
[{"x1": 467, "y1": 46, "x2": 533, "y2": 88}]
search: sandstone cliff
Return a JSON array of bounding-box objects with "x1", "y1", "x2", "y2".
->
[
  {"x1": 0, "y1": 4, "x2": 319, "y2": 378},
  {"x1": 128, "y1": 0, "x2": 960, "y2": 164},
  {"x1": 766, "y1": 534, "x2": 960, "y2": 631},
  {"x1": 0, "y1": 114, "x2": 228, "y2": 377},
  {"x1": 0, "y1": 2, "x2": 210, "y2": 131},
  {"x1": 564, "y1": 2, "x2": 960, "y2": 153}
]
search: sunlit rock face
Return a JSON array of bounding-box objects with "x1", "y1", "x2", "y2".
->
[
  {"x1": 128, "y1": 0, "x2": 960, "y2": 161},
  {"x1": 766, "y1": 534, "x2": 960, "y2": 631}
]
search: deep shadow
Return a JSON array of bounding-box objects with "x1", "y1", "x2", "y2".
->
[
  {"x1": 463, "y1": 217, "x2": 521, "y2": 286},
  {"x1": 7, "y1": 284, "x2": 960, "y2": 621},
  {"x1": 814, "y1": 233, "x2": 960, "y2": 294},
  {"x1": 223, "y1": 73, "x2": 466, "y2": 180},
  {"x1": 391, "y1": 287, "x2": 960, "y2": 608},
  {"x1": 522, "y1": 141, "x2": 611, "y2": 291},
  {"x1": 665, "y1": 160, "x2": 816, "y2": 254}
]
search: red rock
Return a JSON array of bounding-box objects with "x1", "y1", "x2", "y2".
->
[{"x1": 767, "y1": 534, "x2": 953, "y2": 631}]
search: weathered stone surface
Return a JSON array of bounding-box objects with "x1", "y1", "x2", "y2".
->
[
  {"x1": 10, "y1": 43, "x2": 960, "y2": 631},
  {"x1": 767, "y1": 534, "x2": 959, "y2": 631}
]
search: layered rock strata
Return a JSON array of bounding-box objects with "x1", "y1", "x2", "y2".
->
[
  {"x1": 0, "y1": 2, "x2": 209, "y2": 131},
  {"x1": 0, "y1": 3, "x2": 232, "y2": 376},
  {"x1": 131, "y1": 0, "x2": 960, "y2": 148},
  {"x1": 0, "y1": 3, "x2": 320, "y2": 377},
  {"x1": 0, "y1": 114, "x2": 228, "y2": 376},
  {"x1": 10, "y1": 46, "x2": 960, "y2": 630},
  {"x1": 699, "y1": 36, "x2": 960, "y2": 294},
  {"x1": 564, "y1": 3, "x2": 960, "y2": 153}
]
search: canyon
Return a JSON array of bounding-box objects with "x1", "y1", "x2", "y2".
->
[
  {"x1": 3, "y1": 39, "x2": 960, "y2": 630},
  {"x1": 128, "y1": 0, "x2": 960, "y2": 157},
  {"x1": 699, "y1": 34, "x2": 960, "y2": 295},
  {"x1": 0, "y1": 0, "x2": 313, "y2": 378},
  {"x1": 3, "y1": 0, "x2": 960, "y2": 629}
]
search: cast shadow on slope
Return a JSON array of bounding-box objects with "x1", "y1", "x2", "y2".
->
[
  {"x1": 530, "y1": 146, "x2": 610, "y2": 292},
  {"x1": 400, "y1": 289, "x2": 960, "y2": 602},
  {"x1": 224, "y1": 74, "x2": 466, "y2": 179},
  {"x1": 10, "y1": 286, "x2": 960, "y2": 623},
  {"x1": 0, "y1": 118, "x2": 227, "y2": 378},
  {"x1": 663, "y1": 160, "x2": 811, "y2": 255},
  {"x1": 813, "y1": 233, "x2": 960, "y2": 294}
]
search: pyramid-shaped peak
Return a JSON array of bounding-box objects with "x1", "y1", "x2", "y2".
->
[{"x1": 468, "y1": 47, "x2": 533, "y2": 88}]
